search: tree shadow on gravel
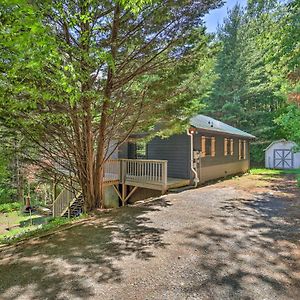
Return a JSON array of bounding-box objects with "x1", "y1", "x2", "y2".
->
[
  {"x1": 180, "y1": 175, "x2": 300, "y2": 299},
  {"x1": 0, "y1": 198, "x2": 171, "y2": 300}
]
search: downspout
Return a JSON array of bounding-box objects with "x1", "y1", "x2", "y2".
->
[{"x1": 187, "y1": 129, "x2": 199, "y2": 187}]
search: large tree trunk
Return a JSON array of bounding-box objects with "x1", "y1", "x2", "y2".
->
[
  {"x1": 78, "y1": 1, "x2": 97, "y2": 211},
  {"x1": 94, "y1": 4, "x2": 120, "y2": 209},
  {"x1": 83, "y1": 98, "x2": 96, "y2": 211},
  {"x1": 94, "y1": 97, "x2": 109, "y2": 208}
]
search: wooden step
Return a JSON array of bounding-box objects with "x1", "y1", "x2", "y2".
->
[{"x1": 62, "y1": 196, "x2": 84, "y2": 218}]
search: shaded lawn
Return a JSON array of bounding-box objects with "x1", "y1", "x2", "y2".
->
[
  {"x1": 250, "y1": 168, "x2": 300, "y2": 187},
  {"x1": 0, "y1": 211, "x2": 49, "y2": 239}
]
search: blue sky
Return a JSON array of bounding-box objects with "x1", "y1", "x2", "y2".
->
[{"x1": 204, "y1": 0, "x2": 247, "y2": 33}]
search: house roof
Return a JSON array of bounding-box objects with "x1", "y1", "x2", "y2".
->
[
  {"x1": 190, "y1": 114, "x2": 256, "y2": 139},
  {"x1": 263, "y1": 139, "x2": 297, "y2": 151}
]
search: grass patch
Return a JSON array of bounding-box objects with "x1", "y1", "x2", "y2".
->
[
  {"x1": 250, "y1": 168, "x2": 300, "y2": 187},
  {"x1": 0, "y1": 210, "x2": 51, "y2": 243},
  {"x1": 0, "y1": 211, "x2": 43, "y2": 228},
  {"x1": 0, "y1": 213, "x2": 87, "y2": 245}
]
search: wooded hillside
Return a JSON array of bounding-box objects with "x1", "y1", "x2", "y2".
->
[{"x1": 204, "y1": 0, "x2": 300, "y2": 164}]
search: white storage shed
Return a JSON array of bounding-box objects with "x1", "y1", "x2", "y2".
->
[{"x1": 264, "y1": 140, "x2": 300, "y2": 169}]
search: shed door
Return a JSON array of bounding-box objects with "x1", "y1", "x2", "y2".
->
[{"x1": 273, "y1": 149, "x2": 294, "y2": 169}]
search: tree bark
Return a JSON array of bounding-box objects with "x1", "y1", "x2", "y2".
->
[
  {"x1": 94, "y1": 4, "x2": 120, "y2": 208},
  {"x1": 78, "y1": 0, "x2": 96, "y2": 210}
]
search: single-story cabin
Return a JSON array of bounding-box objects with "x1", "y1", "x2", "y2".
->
[
  {"x1": 116, "y1": 114, "x2": 255, "y2": 202},
  {"x1": 264, "y1": 140, "x2": 300, "y2": 169},
  {"x1": 53, "y1": 114, "x2": 256, "y2": 216}
]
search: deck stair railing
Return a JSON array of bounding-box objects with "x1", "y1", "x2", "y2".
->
[{"x1": 53, "y1": 188, "x2": 77, "y2": 217}]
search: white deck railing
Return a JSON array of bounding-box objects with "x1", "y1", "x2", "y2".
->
[
  {"x1": 53, "y1": 159, "x2": 168, "y2": 216},
  {"x1": 103, "y1": 159, "x2": 168, "y2": 187},
  {"x1": 103, "y1": 159, "x2": 121, "y2": 183},
  {"x1": 120, "y1": 159, "x2": 167, "y2": 189}
]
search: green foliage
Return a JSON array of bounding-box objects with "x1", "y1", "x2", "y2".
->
[
  {"x1": 0, "y1": 129, "x2": 21, "y2": 204},
  {"x1": 267, "y1": 0, "x2": 300, "y2": 146},
  {"x1": 267, "y1": 0, "x2": 300, "y2": 75},
  {"x1": 276, "y1": 104, "x2": 300, "y2": 146},
  {"x1": 0, "y1": 188, "x2": 15, "y2": 204},
  {"x1": 249, "y1": 142, "x2": 270, "y2": 167},
  {"x1": 0, "y1": 202, "x2": 22, "y2": 213},
  {"x1": 203, "y1": 0, "x2": 299, "y2": 165},
  {"x1": 118, "y1": 0, "x2": 153, "y2": 13},
  {"x1": 0, "y1": 0, "x2": 222, "y2": 209}
]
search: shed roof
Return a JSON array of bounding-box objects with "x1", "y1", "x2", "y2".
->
[
  {"x1": 190, "y1": 114, "x2": 255, "y2": 139},
  {"x1": 263, "y1": 139, "x2": 297, "y2": 151}
]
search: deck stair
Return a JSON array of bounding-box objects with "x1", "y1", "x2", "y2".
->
[
  {"x1": 52, "y1": 188, "x2": 83, "y2": 218},
  {"x1": 61, "y1": 194, "x2": 84, "y2": 217}
]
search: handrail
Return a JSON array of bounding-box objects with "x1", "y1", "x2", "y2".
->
[
  {"x1": 120, "y1": 158, "x2": 168, "y2": 163},
  {"x1": 52, "y1": 188, "x2": 76, "y2": 217}
]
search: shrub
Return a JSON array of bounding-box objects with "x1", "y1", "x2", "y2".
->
[
  {"x1": 0, "y1": 187, "x2": 16, "y2": 205},
  {"x1": 250, "y1": 142, "x2": 270, "y2": 167},
  {"x1": 0, "y1": 202, "x2": 22, "y2": 213}
]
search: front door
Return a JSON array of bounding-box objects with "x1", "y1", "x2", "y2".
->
[{"x1": 273, "y1": 149, "x2": 294, "y2": 169}]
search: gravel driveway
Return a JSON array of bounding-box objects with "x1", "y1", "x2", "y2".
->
[{"x1": 0, "y1": 174, "x2": 300, "y2": 300}]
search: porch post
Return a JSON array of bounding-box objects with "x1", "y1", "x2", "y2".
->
[
  {"x1": 162, "y1": 161, "x2": 168, "y2": 193},
  {"x1": 122, "y1": 183, "x2": 126, "y2": 206}
]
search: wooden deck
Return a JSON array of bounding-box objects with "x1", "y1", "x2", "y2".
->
[
  {"x1": 166, "y1": 178, "x2": 191, "y2": 189},
  {"x1": 124, "y1": 177, "x2": 190, "y2": 191},
  {"x1": 103, "y1": 159, "x2": 191, "y2": 204},
  {"x1": 103, "y1": 159, "x2": 190, "y2": 190},
  {"x1": 104, "y1": 159, "x2": 190, "y2": 191},
  {"x1": 53, "y1": 159, "x2": 191, "y2": 216}
]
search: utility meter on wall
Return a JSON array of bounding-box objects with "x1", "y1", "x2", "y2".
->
[
  {"x1": 193, "y1": 150, "x2": 201, "y2": 168},
  {"x1": 193, "y1": 150, "x2": 201, "y2": 161}
]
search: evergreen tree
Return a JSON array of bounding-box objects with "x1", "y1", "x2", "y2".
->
[
  {"x1": 272, "y1": 0, "x2": 300, "y2": 145},
  {"x1": 204, "y1": 0, "x2": 287, "y2": 164},
  {"x1": 205, "y1": 4, "x2": 246, "y2": 127}
]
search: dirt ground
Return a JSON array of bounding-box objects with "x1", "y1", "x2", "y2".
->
[{"x1": 0, "y1": 173, "x2": 300, "y2": 300}]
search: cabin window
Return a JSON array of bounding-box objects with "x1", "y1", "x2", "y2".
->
[
  {"x1": 201, "y1": 136, "x2": 215, "y2": 157},
  {"x1": 239, "y1": 140, "x2": 246, "y2": 160},
  {"x1": 201, "y1": 136, "x2": 205, "y2": 157},
  {"x1": 224, "y1": 138, "x2": 234, "y2": 156},
  {"x1": 136, "y1": 141, "x2": 147, "y2": 159},
  {"x1": 211, "y1": 137, "x2": 216, "y2": 157}
]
